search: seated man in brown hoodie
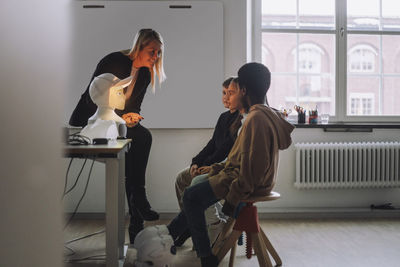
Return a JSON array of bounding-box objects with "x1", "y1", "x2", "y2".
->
[{"x1": 165, "y1": 62, "x2": 294, "y2": 267}]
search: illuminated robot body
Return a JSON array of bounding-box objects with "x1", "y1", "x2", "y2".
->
[{"x1": 80, "y1": 73, "x2": 132, "y2": 142}]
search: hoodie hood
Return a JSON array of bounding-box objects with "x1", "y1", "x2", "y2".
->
[{"x1": 250, "y1": 104, "x2": 295, "y2": 150}]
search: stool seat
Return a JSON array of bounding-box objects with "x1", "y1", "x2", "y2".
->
[
  {"x1": 212, "y1": 191, "x2": 282, "y2": 267},
  {"x1": 243, "y1": 191, "x2": 280, "y2": 203}
]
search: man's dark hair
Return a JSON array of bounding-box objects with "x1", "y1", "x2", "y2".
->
[
  {"x1": 222, "y1": 76, "x2": 235, "y2": 89},
  {"x1": 237, "y1": 62, "x2": 271, "y2": 107}
]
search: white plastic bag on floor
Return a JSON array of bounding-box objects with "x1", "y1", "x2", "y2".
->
[{"x1": 134, "y1": 234, "x2": 175, "y2": 267}]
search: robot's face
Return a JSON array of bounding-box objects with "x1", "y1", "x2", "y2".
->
[{"x1": 109, "y1": 87, "x2": 125, "y2": 110}]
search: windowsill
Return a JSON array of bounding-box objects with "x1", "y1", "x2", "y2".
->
[{"x1": 294, "y1": 122, "x2": 400, "y2": 131}]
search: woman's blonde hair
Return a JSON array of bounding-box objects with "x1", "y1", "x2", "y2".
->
[{"x1": 126, "y1": 29, "x2": 166, "y2": 91}]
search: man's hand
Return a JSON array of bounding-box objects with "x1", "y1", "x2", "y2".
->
[
  {"x1": 197, "y1": 166, "x2": 211, "y2": 175},
  {"x1": 190, "y1": 164, "x2": 199, "y2": 178},
  {"x1": 208, "y1": 163, "x2": 225, "y2": 176},
  {"x1": 122, "y1": 113, "x2": 143, "y2": 128}
]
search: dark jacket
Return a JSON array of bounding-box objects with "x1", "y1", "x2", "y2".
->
[
  {"x1": 69, "y1": 51, "x2": 150, "y2": 127},
  {"x1": 191, "y1": 110, "x2": 239, "y2": 167}
]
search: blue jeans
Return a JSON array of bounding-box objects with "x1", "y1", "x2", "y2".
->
[
  {"x1": 168, "y1": 178, "x2": 219, "y2": 257},
  {"x1": 190, "y1": 173, "x2": 208, "y2": 185}
]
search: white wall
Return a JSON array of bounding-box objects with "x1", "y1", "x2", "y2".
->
[
  {"x1": 64, "y1": 0, "x2": 400, "y2": 214},
  {"x1": 0, "y1": 0, "x2": 68, "y2": 266},
  {"x1": 64, "y1": 0, "x2": 248, "y2": 212}
]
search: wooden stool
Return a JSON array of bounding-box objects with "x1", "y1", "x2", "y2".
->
[{"x1": 212, "y1": 192, "x2": 282, "y2": 267}]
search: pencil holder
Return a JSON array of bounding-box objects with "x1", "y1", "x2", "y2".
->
[
  {"x1": 309, "y1": 115, "x2": 318, "y2": 124},
  {"x1": 298, "y1": 112, "x2": 305, "y2": 124}
]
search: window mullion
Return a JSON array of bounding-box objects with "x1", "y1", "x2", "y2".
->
[
  {"x1": 379, "y1": 34, "x2": 383, "y2": 115},
  {"x1": 252, "y1": 0, "x2": 261, "y2": 62},
  {"x1": 336, "y1": 0, "x2": 347, "y2": 121},
  {"x1": 296, "y1": 0, "x2": 299, "y2": 29},
  {"x1": 296, "y1": 33, "x2": 299, "y2": 105},
  {"x1": 378, "y1": 0, "x2": 383, "y2": 115},
  {"x1": 296, "y1": 0, "x2": 299, "y2": 107}
]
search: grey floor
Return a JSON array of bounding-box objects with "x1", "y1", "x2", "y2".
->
[{"x1": 64, "y1": 217, "x2": 400, "y2": 267}]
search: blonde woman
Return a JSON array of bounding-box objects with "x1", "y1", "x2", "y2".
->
[{"x1": 69, "y1": 29, "x2": 166, "y2": 243}]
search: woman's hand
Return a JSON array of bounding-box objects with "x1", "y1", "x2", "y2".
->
[
  {"x1": 122, "y1": 113, "x2": 143, "y2": 128},
  {"x1": 197, "y1": 166, "x2": 211, "y2": 175}
]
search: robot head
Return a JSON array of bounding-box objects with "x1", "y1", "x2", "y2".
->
[
  {"x1": 89, "y1": 73, "x2": 132, "y2": 109},
  {"x1": 135, "y1": 235, "x2": 175, "y2": 267},
  {"x1": 133, "y1": 225, "x2": 170, "y2": 250}
]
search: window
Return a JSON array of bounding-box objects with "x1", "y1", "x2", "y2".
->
[
  {"x1": 257, "y1": 0, "x2": 400, "y2": 121},
  {"x1": 349, "y1": 93, "x2": 374, "y2": 115},
  {"x1": 348, "y1": 44, "x2": 377, "y2": 72},
  {"x1": 295, "y1": 43, "x2": 323, "y2": 73}
]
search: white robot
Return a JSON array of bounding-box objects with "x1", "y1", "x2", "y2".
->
[{"x1": 80, "y1": 73, "x2": 132, "y2": 143}]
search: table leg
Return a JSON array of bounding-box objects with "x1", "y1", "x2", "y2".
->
[
  {"x1": 118, "y1": 153, "x2": 126, "y2": 258},
  {"x1": 105, "y1": 158, "x2": 120, "y2": 267}
]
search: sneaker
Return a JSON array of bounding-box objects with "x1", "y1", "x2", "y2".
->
[
  {"x1": 200, "y1": 254, "x2": 219, "y2": 267},
  {"x1": 174, "y1": 228, "x2": 191, "y2": 247}
]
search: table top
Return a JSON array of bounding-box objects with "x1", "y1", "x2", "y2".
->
[{"x1": 64, "y1": 139, "x2": 131, "y2": 158}]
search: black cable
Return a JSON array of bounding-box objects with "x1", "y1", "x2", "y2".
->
[
  {"x1": 65, "y1": 254, "x2": 106, "y2": 262},
  {"x1": 64, "y1": 158, "x2": 95, "y2": 229},
  {"x1": 63, "y1": 158, "x2": 74, "y2": 197},
  {"x1": 370, "y1": 203, "x2": 400, "y2": 210},
  {"x1": 64, "y1": 245, "x2": 76, "y2": 257},
  {"x1": 67, "y1": 133, "x2": 91, "y2": 145},
  {"x1": 65, "y1": 229, "x2": 105, "y2": 244},
  {"x1": 63, "y1": 158, "x2": 88, "y2": 198}
]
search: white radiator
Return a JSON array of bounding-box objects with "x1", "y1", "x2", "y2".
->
[{"x1": 295, "y1": 142, "x2": 400, "y2": 189}]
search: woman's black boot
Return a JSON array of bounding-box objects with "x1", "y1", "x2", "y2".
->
[
  {"x1": 128, "y1": 204, "x2": 144, "y2": 244},
  {"x1": 130, "y1": 187, "x2": 159, "y2": 221},
  {"x1": 126, "y1": 189, "x2": 143, "y2": 244}
]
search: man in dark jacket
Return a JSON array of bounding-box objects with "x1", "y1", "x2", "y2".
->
[
  {"x1": 175, "y1": 77, "x2": 239, "y2": 210},
  {"x1": 173, "y1": 77, "x2": 240, "y2": 246}
]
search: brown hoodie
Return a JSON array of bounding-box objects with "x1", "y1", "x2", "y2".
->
[{"x1": 208, "y1": 104, "x2": 295, "y2": 206}]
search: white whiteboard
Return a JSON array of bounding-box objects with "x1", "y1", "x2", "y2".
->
[{"x1": 68, "y1": 1, "x2": 224, "y2": 128}]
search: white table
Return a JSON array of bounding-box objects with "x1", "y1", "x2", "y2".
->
[{"x1": 64, "y1": 139, "x2": 131, "y2": 267}]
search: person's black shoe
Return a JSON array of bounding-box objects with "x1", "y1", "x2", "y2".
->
[
  {"x1": 130, "y1": 188, "x2": 160, "y2": 221},
  {"x1": 128, "y1": 205, "x2": 144, "y2": 244},
  {"x1": 174, "y1": 228, "x2": 191, "y2": 247},
  {"x1": 128, "y1": 223, "x2": 144, "y2": 244},
  {"x1": 135, "y1": 206, "x2": 160, "y2": 221},
  {"x1": 200, "y1": 254, "x2": 219, "y2": 267}
]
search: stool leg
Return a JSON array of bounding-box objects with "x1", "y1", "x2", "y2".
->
[
  {"x1": 212, "y1": 218, "x2": 236, "y2": 255},
  {"x1": 228, "y1": 242, "x2": 237, "y2": 267},
  {"x1": 260, "y1": 228, "x2": 282, "y2": 266},
  {"x1": 216, "y1": 230, "x2": 242, "y2": 263},
  {"x1": 221, "y1": 218, "x2": 236, "y2": 239},
  {"x1": 251, "y1": 232, "x2": 273, "y2": 267}
]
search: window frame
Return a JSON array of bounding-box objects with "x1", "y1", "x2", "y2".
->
[{"x1": 253, "y1": 0, "x2": 400, "y2": 122}]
